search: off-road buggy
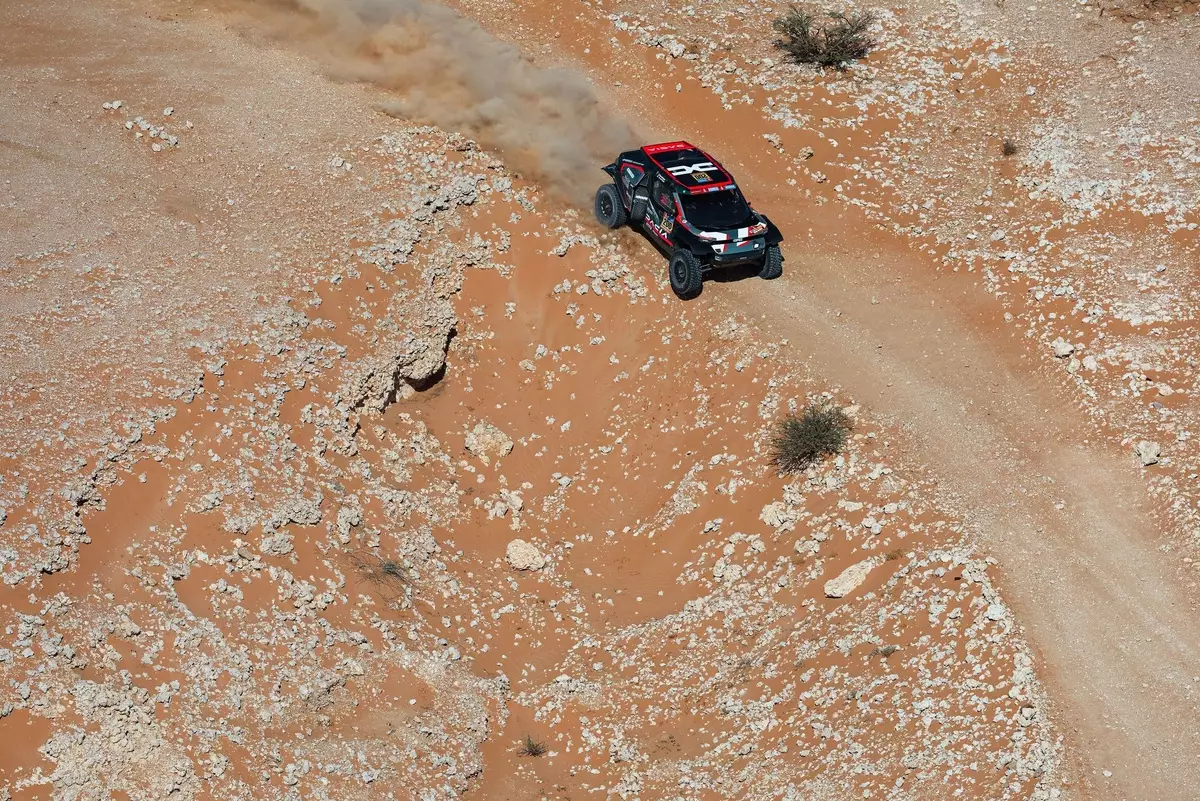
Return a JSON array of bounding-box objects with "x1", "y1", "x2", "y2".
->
[{"x1": 594, "y1": 141, "x2": 784, "y2": 298}]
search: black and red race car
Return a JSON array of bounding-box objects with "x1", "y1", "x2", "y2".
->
[{"x1": 594, "y1": 141, "x2": 783, "y2": 298}]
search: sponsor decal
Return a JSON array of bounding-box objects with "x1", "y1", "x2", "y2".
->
[
  {"x1": 692, "y1": 171, "x2": 712, "y2": 184},
  {"x1": 666, "y1": 161, "x2": 717, "y2": 177},
  {"x1": 644, "y1": 141, "x2": 691, "y2": 154},
  {"x1": 645, "y1": 209, "x2": 674, "y2": 243}
]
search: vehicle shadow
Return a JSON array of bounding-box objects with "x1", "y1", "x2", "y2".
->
[{"x1": 704, "y1": 263, "x2": 763, "y2": 284}]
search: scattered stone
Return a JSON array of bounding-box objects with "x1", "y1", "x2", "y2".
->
[
  {"x1": 984, "y1": 603, "x2": 1010, "y2": 622},
  {"x1": 505, "y1": 539, "x2": 545, "y2": 571},
  {"x1": 465, "y1": 421, "x2": 513, "y2": 465},
  {"x1": 1050, "y1": 338, "x2": 1075, "y2": 358},
  {"x1": 260, "y1": 532, "x2": 294, "y2": 557},
  {"x1": 266, "y1": 494, "x2": 323, "y2": 530},
  {"x1": 824, "y1": 558, "x2": 878, "y2": 598},
  {"x1": 760, "y1": 501, "x2": 797, "y2": 532},
  {"x1": 1134, "y1": 440, "x2": 1161, "y2": 466}
]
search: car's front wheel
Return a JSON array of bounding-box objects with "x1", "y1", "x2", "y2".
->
[
  {"x1": 594, "y1": 184, "x2": 628, "y2": 229},
  {"x1": 668, "y1": 249, "x2": 703, "y2": 299},
  {"x1": 759, "y1": 245, "x2": 783, "y2": 280}
]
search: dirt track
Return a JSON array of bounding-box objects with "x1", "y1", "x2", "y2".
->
[{"x1": 4, "y1": 0, "x2": 1200, "y2": 797}]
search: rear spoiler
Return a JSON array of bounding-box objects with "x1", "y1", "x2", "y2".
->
[{"x1": 602, "y1": 162, "x2": 617, "y2": 179}]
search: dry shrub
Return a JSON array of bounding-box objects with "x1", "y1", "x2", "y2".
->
[
  {"x1": 773, "y1": 6, "x2": 878, "y2": 68},
  {"x1": 343, "y1": 549, "x2": 413, "y2": 606},
  {"x1": 519, "y1": 735, "x2": 547, "y2": 757},
  {"x1": 771, "y1": 403, "x2": 852, "y2": 472}
]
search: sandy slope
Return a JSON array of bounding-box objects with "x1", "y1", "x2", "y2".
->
[
  {"x1": 3, "y1": 0, "x2": 1200, "y2": 798},
  {"x1": 440, "y1": 0, "x2": 1200, "y2": 796},
  {"x1": 1, "y1": 1, "x2": 1062, "y2": 798}
]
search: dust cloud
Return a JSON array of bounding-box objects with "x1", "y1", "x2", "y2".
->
[{"x1": 235, "y1": 0, "x2": 639, "y2": 203}]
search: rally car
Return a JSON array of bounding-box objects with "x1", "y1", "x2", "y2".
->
[{"x1": 594, "y1": 141, "x2": 783, "y2": 299}]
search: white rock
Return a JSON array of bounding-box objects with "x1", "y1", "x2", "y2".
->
[
  {"x1": 824, "y1": 559, "x2": 877, "y2": 598},
  {"x1": 1051, "y1": 338, "x2": 1075, "y2": 358},
  {"x1": 163, "y1": 106, "x2": 174, "y2": 116},
  {"x1": 505, "y1": 539, "x2": 545, "y2": 571},
  {"x1": 759, "y1": 501, "x2": 796, "y2": 531},
  {"x1": 260, "y1": 533, "x2": 294, "y2": 557},
  {"x1": 1134, "y1": 440, "x2": 1161, "y2": 466},
  {"x1": 464, "y1": 421, "x2": 513, "y2": 465},
  {"x1": 499, "y1": 489, "x2": 524, "y2": 513}
]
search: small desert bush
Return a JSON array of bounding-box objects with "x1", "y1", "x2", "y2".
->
[
  {"x1": 351, "y1": 552, "x2": 411, "y2": 587},
  {"x1": 519, "y1": 735, "x2": 548, "y2": 757},
  {"x1": 771, "y1": 403, "x2": 852, "y2": 472},
  {"x1": 773, "y1": 6, "x2": 878, "y2": 68},
  {"x1": 344, "y1": 550, "x2": 414, "y2": 607},
  {"x1": 1002, "y1": 138, "x2": 1019, "y2": 157}
]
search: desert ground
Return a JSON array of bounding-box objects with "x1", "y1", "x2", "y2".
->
[{"x1": 2, "y1": 0, "x2": 1199, "y2": 798}]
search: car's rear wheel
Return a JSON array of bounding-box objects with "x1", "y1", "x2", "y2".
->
[
  {"x1": 759, "y1": 245, "x2": 783, "y2": 280},
  {"x1": 594, "y1": 184, "x2": 628, "y2": 229},
  {"x1": 668, "y1": 249, "x2": 703, "y2": 299}
]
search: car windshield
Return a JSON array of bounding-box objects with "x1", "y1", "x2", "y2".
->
[{"x1": 679, "y1": 189, "x2": 753, "y2": 230}]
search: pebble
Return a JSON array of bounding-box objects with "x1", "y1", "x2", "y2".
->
[
  {"x1": 824, "y1": 558, "x2": 878, "y2": 598},
  {"x1": 464, "y1": 421, "x2": 513, "y2": 465},
  {"x1": 1050, "y1": 338, "x2": 1075, "y2": 358},
  {"x1": 505, "y1": 539, "x2": 546, "y2": 571},
  {"x1": 1134, "y1": 440, "x2": 1161, "y2": 467}
]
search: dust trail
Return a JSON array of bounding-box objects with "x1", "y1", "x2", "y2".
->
[{"x1": 233, "y1": 0, "x2": 639, "y2": 204}]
